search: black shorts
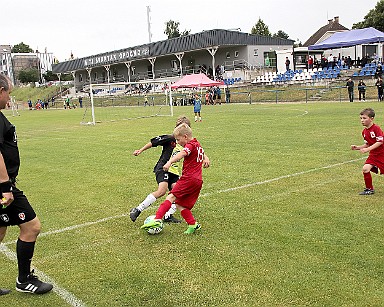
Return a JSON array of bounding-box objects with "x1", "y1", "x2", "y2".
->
[
  {"x1": 0, "y1": 186, "x2": 36, "y2": 226},
  {"x1": 155, "y1": 170, "x2": 179, "y2": 190}
]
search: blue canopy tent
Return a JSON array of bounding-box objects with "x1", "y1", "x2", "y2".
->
[{"x1": 308, "y1": 27, "x2": 384, "y2": 50}]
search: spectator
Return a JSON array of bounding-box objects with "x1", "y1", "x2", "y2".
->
[
  {"x1": 346, "y1": 78, "x2": 354, "y2": 102},
  {"x1": 225, "y1": 86, "x2": 230, "y2": 103},
  {"x1": 375, "y1": 77, "x2": 383, "y2": 101},
  {"x1": 307, "y1": 56, "x2": 314, "y2": 69},
  {"x1": 358, "y1": 79, "x2": 366, "y2": 101},
  {"x1": 375, "y1": 63, "x2": 383, "y2": 79},
  {"x1": 285, "y1": 57, "x2": 290, "y2": 71}
]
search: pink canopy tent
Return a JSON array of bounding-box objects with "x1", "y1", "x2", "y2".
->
[{"x1": 171, "y1": 73, "x2": 224, "y2": 89}]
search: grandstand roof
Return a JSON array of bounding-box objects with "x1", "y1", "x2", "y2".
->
[
  {"x1": 52, "y1": 29, "x2": 294, "y2": 74},
  {"x1": 303, "y1": 16, "x2": 349, "y2": 47}
]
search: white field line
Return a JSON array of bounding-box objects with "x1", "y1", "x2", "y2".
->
[
  {"x1": 0, "y1": 157, "x2": 364, "y2": 306},
  {"x1": 0, "y1": 243, "x2": 86, "y2": 307},
  {"x1": 201, "y1": 157, "x2": 365, "y2": 197}
]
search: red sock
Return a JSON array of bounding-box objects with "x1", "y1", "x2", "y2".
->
[
  {"x1": 363, "y1": 172, "x2": 374, "y2": 190},
  {"x1": 155, "y1": 200, "x2": 172, "y2": 219},
  {"x1": 180, "y1": 209, "x2": 196, "y2": 225}
]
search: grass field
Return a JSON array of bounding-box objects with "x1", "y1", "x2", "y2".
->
[{"x1": 1, "y1": 101, "x2": 384, "y2": 307}]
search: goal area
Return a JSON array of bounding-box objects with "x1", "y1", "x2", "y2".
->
[{"x1": 80, "y1": 79, "x2": 173, "y2": 125}]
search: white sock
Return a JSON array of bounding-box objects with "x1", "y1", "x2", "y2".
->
[
  {"x1": 163, "y1": 203, "x2": 177, "y2": 219},
  {"x1": 195, "y1": 116, "x2": 198, "y2": 121},
  {"x1": 137, "y1": 194, "x2": 156, "y2": 212}
]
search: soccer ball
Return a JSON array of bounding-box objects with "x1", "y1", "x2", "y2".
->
[{"x1": 144, "y1": 215, "x2": 164, "y2": 235}]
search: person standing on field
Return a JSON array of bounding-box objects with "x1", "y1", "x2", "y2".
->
[{"x1": 0, "y1": 74, "x2": 53, "y2": 295}]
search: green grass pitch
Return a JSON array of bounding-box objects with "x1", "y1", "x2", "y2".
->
[{"x1": 1, "y1": 101, "x2": 384, "y2": 306}]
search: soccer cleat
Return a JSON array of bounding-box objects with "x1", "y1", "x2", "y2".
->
[
  {"x1": 163, "y1": 214, "x2": 182, "y2": 223},
  {"x1": 0, "y1": 288, "x2": 10, "y2": 295},
  {"x1": 359, "y1": 188, "x2": 375, "y2": 195},
  {"x1": 16, "y1": 270, "x2": 53, "y2": 294},
  {"x1": 184, "y1": 223, "x2": 201, "y2": 234},
  {"x1": 129, "y1": 208, "x2": 141, "y2": 222},
  {"x1": 141, "y1": 219, "x2": 162, "y2": 231}
]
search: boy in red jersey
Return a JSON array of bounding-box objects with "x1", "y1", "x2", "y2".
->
[
  {"x1": 351, "y1": 108, "x2": 384, "y2": 195},
  {"x1": 141, "y1": 123, "x2": 206, "y2": 234}
]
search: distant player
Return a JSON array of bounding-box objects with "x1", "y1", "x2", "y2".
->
[
  {"x1": 351, "y1": 108, "x2": 384, "y2": 195},
  {"x1": 193, "y1": 94, "x2": 202, "y2": 122}
]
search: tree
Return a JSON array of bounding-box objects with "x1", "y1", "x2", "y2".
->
[
  {"x1": 18, "y1": 68, "x2": 39, "y2": 83},
  {"x1": 164, "y1": 20, "x2": 190, "y2": 39},
  {"x1": 273, "y1": 30, "x2": 289, "y2": 39},
  {"x1": 352, "y1": 0, "x2": 384, "y2": 32},
  {"x1": 43, "y1": 71, "x2": 59, "y2": 82},
  {"x1": 251, "y1": 18, "x2": 272, "y2": 37},
  {"x1": 11, "y1": 42, "x2": 33, "y2": 53}
]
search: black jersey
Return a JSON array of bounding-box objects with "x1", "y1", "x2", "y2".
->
[
  {"x1": 150, "y1": 134, "x2": 176, "y2": 173},
  {"x1": 0, "y1": 112, "x2": 20, "y2": 178}
]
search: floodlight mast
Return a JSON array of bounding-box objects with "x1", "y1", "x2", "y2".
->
[{"x1": 147, "y1": 6, "x2": 152, "y2": 43}]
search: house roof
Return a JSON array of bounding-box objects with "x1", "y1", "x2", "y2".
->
[
  {"x1": 52, "y1": 29, "x2": 294, "y2": 74},
  {"x1": 303, "y1": 17, "x2": 349, "y2": 47}
]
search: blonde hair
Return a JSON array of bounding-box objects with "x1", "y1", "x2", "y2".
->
[
  {"x1": 173, "y1": 123, "x2": 192, "y2": 137},
  {"x1": 175, "y1": 115, "x2": 191, "y2": 127}
]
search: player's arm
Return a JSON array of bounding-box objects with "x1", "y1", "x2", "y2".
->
[
  {"x1": 133, "y1": 142, "x2": 152, "y2": 156},
  {"x1": 0, "y1": 153, "x2": 13, "y2": 206},
  {"x1": 359, "y1": 141, "x2": 383, "y2": 153},
  {"x1": 203, "y1": 153, "x2": 210, "y2": 168},
  {"x1": 163, "y1": 151, "x2": 187, "y2": 171},
  {"x1": 351, "y1": 144, "x2": 368, "y2": 150}
]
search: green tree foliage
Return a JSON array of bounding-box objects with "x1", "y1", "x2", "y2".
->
[
  {"x1": 251, "y1": 18, "x2": 272, "y2": 37},
  {"x1": 43, "y1": 71, "x2": 59, "y2": 82},
  {"x1": 164, "y1": 20, "x2": 190, "y2": 39},
  {"x1": 11, "y1": 42, "x2": 33, "y2": 53},
  {"x1": 18, "y1": 68, "x2": 39, "y2": 83},
  {"x1": 273, "y1": 30, "x2": 290, "y2": 39},
  {"x1": 352, "y1": 0, "x2": 384, "y2": 31}
]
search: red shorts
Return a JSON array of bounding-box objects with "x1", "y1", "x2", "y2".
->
[
  {"x1": 170, "y1": 176, "x2": 203, "y2": 209},
  {"x1": 365, "y1": 155, "x2": 384, "y2": 174}
]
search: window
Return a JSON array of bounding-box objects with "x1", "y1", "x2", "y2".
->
[
  {"x1": 78, "y1": 74, "x2": 83, "y2": 82},
  {"x1": 226, "y1": 52, "x2": 230, "y2": 59},
  {"x1": 254, "y1": 49, "x2": 259, "y2": 56},
  {"x1": 171, "y1": 60, "x2": 178, "y2": 71},
  {"x1": 234, "y1": 51, "x2": 239, "y2": 58}
]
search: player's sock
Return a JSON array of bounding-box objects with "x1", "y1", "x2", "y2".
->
[
  {"x1": 163, "y1": 203, "x2": 177, "y2": 220},
  {"x1": 194, "y1": 116, "x2": 198, "y2": 122},
  {"x1": 155, "y1": 200, "x2": 172, "y2": 220},
  {"x1": 363, "y1": 172, "x2": 374, "y2": 190},
  {"x1": 17, "y1": 239, "x2": 35, "y2": 283},
  {"x1": 180, "y1": 209, "x2": 196, "y2": 225},
  {"x1": 137, "y1": 193, "x2": 156, "y2": 212}
]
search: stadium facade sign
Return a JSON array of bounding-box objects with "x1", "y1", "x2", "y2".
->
[{"x1": 84, "y1": 46, "x2": 150, "y2": 67}]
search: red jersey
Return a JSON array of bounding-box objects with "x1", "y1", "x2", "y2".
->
[
  {"x1": 362, "y1": 124, "x2": 384, "y2": 158},
  {"x1": 181, "y1": 138, "x2": 204, "y2": 180}
]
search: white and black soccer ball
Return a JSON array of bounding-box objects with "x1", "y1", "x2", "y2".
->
[{"x1": 144, "y1": 215, "x2": 164, "y2": 235}]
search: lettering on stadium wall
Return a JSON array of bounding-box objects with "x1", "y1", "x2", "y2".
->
[{"x1": 84, "y1": 47, "x2": 150, "y2": 67}]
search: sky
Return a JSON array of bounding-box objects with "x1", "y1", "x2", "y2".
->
[{"x1": 1, "y1": 0, "x2": 380, "y2": 62}]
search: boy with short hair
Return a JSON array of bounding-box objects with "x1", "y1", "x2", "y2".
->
[
  {"x1": 351, "y1": 108, "x2": 384, "y2": 195},
  {"x1": 142, "y1": 123, "x2": 206, "y2": 234}
]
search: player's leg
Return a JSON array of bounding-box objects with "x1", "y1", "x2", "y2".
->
[
  {"x1": 141, "y1": 194, "x2": 176, "y2": 230},
  {"x1": 360, "y1": 163, "x2": 375, "y2": 195},
  {"x1": 16, "y1": 217, "x2": 53, "y2": 294},
  {"x1": 130, "y1": 171, "x2": 169, "y2": 222},
  {"x1": 177, "y1": 204, "x2": 201, "y2": 234},
  {"x1": 163, "y1": 177, "x2": 182, "y2": 223},
  {"x1": 0, "y1": 226, "x2": 11, "y2": 295}
]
